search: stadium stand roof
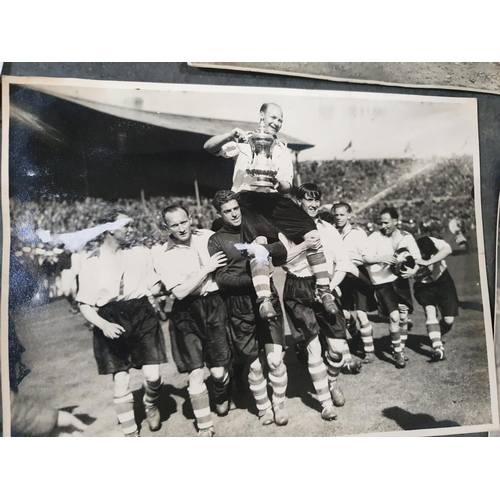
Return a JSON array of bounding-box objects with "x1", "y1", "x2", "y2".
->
[
  {"x1": 21, "y1": 83, "x2": 315, "y2": 153},
  {"x1": 8, "y1": 84, "x2": 314, "y2": 200}
]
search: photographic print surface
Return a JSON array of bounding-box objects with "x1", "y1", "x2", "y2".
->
[
  {"x1": 191, "y1": 62, "x2": 500, "y2": 95},
  {"x1": 2, "y1": 77, "x2": 497, "y2": 437}
]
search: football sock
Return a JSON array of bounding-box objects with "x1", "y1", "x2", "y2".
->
[
  {"x1": 440, "y1": 318, "x2": 453, "y2": 335},
  {"x1": 360, "y1": 323, "x2": 375, "y2": 354},
  {"x1": 114, "y1": 392, "x2": 137, "y2": 436},
  {"x1": 250, "y1": 258, "x2": 272, "y2": 300},
  {"x1": 427, "y1": 321, "x2": 443, "y2": 350},
  {"x1": 399, "y1": 318, "x2": 408, "y2": 350},
  {"x1": 269, "y1": 362, "x2": 288, "y2": 406},
  {"x1": 390, "y1": 328, "x2": 402, "y2": 353},
  {"x1": 341, "y1": 339, "x2": 353, "y2": 363},
  {"x1": 306, "y1": 247, "x2": 330, "y2": 288},
  {"x1": 325, "y1": 350, "x2": 343, "y2": 386},
  {"x1": 189, "y1": 385, "x2": 213, "y2": 431},
  {"x1": 308, "y1": 358, "x2": 333, "y2": 408},
  {"x1": 143, "y1": 378, "x2": 162, "y2": 409},
  {"x1": 212, "y1": 371, "x2": 231, "y2": 405},
  {"x1": 248, "y1": 365, "x2": 272, "y2": 415}
]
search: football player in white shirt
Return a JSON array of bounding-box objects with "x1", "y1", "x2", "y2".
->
[
  {"x1": 364, "y1": 207, "x2": 421, "y2": 368},
  {"x1": 413, "y1": 236, "x2": 459, "y2": 361}
]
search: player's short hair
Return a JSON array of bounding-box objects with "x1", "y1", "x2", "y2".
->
[
  {"x1": 161, "y1": 204, "x2": 189, "y2": 224},
  {"x1": 212, "y1": 190, "x2": 238, "y2": 213},
  {"x1": 416, "y1": 236, "x2": 439, "y2": 260},
  {"x1": 260, "y1": 102, "x2": 282, "y2": 114},
  {"x1": 380, "y1": 207, "x2": 399, "y2": 220},
  {"x1": 318, "y1": 212, "x2": 336, "y2": 225},
  {"x1": 332, "y1": 202, "x2": 352, "y2": 213},
  {"x1": 296, "y1": 183, "x2": 322, "y2": 201}
]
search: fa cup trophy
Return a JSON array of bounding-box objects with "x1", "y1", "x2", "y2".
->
[{"x1": 245, "y1": 119, "x2": 278, "y2": 191}]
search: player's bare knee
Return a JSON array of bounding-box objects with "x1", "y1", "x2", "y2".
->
[
  {"x1": 389, "y1": 311, "x2": 400, "y2": 324},
  {"x1": 142, "y1": 364, "x2": 160, "y2": 382},
  {"x1": 113, "y1": 371, "x2": 131, "y2": 397},
  {"x1": 188, "y1": 368, "x2": 205, "y2": 393},
  {"x1": 443, "y1": 316, "x2": 454, "y2": 325},
  {"x1": 266, "y1": 351, "x2": 282, "y2": 371},
  {"x1": 248, "y1": 358, "x2": 263, "y2": 379},
  {"x1": 269, "y1": 358, "x2": 286, "y2": 376},
  {"x1": 210, "y1": 366, "x2": 226, "y2": 382}
]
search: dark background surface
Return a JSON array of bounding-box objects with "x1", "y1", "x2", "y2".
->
[{"x1": 2, "y1": 62, "x2": 499, "y2": 321}]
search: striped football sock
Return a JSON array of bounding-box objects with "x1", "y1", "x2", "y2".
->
[
  {"x1": 325, "y1": 351, "x2": 344, "y2": 385},
  {"x1": 308, "y1": 359, "x2": 333, "y2": 408},
  {"x1": 360, "y1": 323, "x2": 375, "y2": 354},
  {"x1": 306, "y1": 247, "x2": 330, "y2": 288},
  {"x1": 399, "y1": 319, "x2": 408, "y2": 350},
  {"x1": 440, "y1": 318, "x2": 453, "y2": 335},
  {"x1": 189, "y1": 386, "x2": 213, "y2": 431},
  {"x1": 250, "y1": 258, "x2": 271, "y2": 300},
  {"x1": 269, "y1": 363, "x2": 288, "y2": 406},
  {"x1": 114, "y1": 392, "x2": 137, "y2": 436},
  {"x1": 341, "y1": 340, "x2": 353, "y2": 363},
  {"x1": 212, "y1": 371, "x2": 231, "y2": 405},
  {"x1": 390, "y1": 328, "x2": 402, "y2": 353},
  {"x1": 427, "y1": 322, "x2": 443, "y2": 350},
  {"x1": 248, "y1": 366, "x2": 272, "y2": 415},
  {"x1": 143, "y1": 378, "x2": 162, "y2": 409}
]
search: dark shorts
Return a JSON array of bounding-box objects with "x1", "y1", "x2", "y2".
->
[
  {"x1": 226, "y1": 282, "x2": 285, "y2": 365},
  {"x1": 413, "y1": 269, "x2": 459, "y2": 317},
  {"x1": 237, "y1": 191, "x2": 316, "y2": 244},
  {"x1": 170, "y1": 292, "x2": 231, "y2": 374},
  {"x1": 284, "y1": 274, "x2": 346, "y2": 343},
  {"x1": 338, "y1": 266, "x2": 378, "y2": 313},
  {"x1": 93, "y1": 297, "x2": 168, "y2": 375},
  {"x1": 375, "y1": 278, "x2": 414, "y2": 317}
]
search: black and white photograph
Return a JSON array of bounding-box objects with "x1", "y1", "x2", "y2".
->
[{"x1": 2, "y1": 76, "x2": 498, "y2": 437}]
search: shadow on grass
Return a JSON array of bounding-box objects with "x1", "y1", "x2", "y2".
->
[
  {"x1": 132, "y1": 384, "x2": 187, "y2": 430},
  {"x1": 382, "y1": 406, "x2": 459, "y2": 430},
  {"x1": 459, "y1": 301, "x2": 483, "y2": 312},
  {"x1": 404, "y1": 333, "x2": 433, "y2": 359},
  {"x1": 283, "y1": 336, "x2": 323, "y2": 413},
  {"x1": 59, "y1": 405, "x2": 97, "y2": 427}
]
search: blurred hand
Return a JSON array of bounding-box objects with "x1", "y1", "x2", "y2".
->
[
  {"x1": 379, "y1": 254, "x2": 397, "y2": 265},
  {"x1": 205, "y1": 251, "x2": 227, "y2": 272},
  {"x1": 401, "y1": 266, "x2": 418, "y2": 279},
  {"x1": 303, "y1": 233, "x2": 321, "y2": 250},
  {"x1": 415, "y1": 258, "x2": 430, "y2": 266},
  {"x1": 230, "y1": 128, "x2": 248, "y2": 142},
  {"x1": 101, "y1": 321, "x2": 125, "y2": 339}
]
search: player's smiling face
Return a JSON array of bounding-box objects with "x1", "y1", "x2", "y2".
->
[
  {"x1": 380, "y1": 213, "x2": 397, "y2": 236},
  {"x1": 333, "y1": 207, "x2": 350, "y2": 229},
  {"x1": 220, "y1": 199, "x2": 242, "y2": 228},
  {"x1": 300, "y1": 194, "x2": 320, "y2": 219},
  {"x1": 164, "y1": 209, "x2": 192, "y2": 244},
  {"x1": 261, "y1": 105, "x2": 283, "y2": 135}
]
